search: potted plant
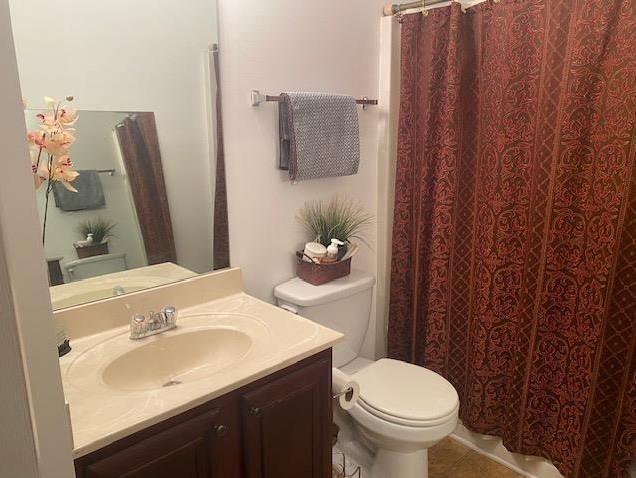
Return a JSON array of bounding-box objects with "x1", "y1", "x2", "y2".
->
[
  {"x1": 297, "y1": 196, "x2": 372, "y2": 259},
  {"x1": 295, "y1": 197, "x2": 372, "y2": 286},
  {"x1": 74, "y1": 218, "x2": 116, "y2": 259}
]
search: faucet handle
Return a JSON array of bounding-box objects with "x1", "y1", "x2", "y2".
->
[
  {"x1": 163, "y1": 306, "x2": 178, "y2": 326},
  {"x1": 130, "y1": 314, "x2": 146, "y2": 338}
]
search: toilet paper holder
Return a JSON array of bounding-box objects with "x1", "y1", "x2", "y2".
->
[{"x1": 333, "y1": 387, "x2": 355, "y2": 401}]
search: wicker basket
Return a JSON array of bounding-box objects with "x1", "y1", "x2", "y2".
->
[
  {"x1": 75, "y1": 242, "x2": 109, "y2": 259},
  {"x1": 296, "y1": 251, "x2": 351, "y2": 286}
]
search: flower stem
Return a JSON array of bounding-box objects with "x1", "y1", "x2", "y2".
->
[
  {"x1": 34, "y1": 143, "x2": 45, "y2": 171},
  {"x1": 42, "y1": 182, "x2": 52, "y2": 246},
  {"x1": 42, "y1": 154, "x2": 54, "y2": 246}
]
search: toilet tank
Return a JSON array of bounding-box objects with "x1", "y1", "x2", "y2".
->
[
  {"x1": 65, "y1": 252, "x2": 127, "y2": 282},
  {"x1": 274, "y1": 271, "x2": 375, "y2": 368}
]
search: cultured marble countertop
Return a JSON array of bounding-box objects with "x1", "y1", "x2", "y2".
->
[
  {"x1": 50, "y1": 262, "x2": 197, "y2": 310},
  {"x1": 59, "y1": 291, "x2": 342, "y2": 458}
]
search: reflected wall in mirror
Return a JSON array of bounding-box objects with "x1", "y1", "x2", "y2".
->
[{"x1": 10, "y1": 0, "x2": 228, "y2": 310}]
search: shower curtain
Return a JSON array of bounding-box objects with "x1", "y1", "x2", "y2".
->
[{"x1": 387, "y1": 1, "x2": 636, "y2": 477}]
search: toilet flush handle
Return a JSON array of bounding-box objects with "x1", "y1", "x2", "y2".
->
[{"x1": 279, "y1": 303, "x2": 298, "y2": 315}]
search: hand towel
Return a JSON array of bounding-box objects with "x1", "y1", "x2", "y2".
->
[
  {"x1": 279, "y1": 92, "x2": 360, "y2": 182},
  {"x1": 53, "y1": 170, "x2": 106, "y2": 211}
]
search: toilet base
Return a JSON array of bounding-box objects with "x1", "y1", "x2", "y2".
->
[{"x1": 371, "y1": 448, "x2": 428, "y2": 478}]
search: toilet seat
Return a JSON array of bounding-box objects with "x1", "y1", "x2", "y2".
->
[
  {"x1": 357, "y1": 399, "x2": 459, "y2": 428},
  {"x1": 352, "y1": 359, "x2": 459, "y2": 428}
]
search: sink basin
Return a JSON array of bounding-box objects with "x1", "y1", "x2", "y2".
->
[{"x1": 100, "y1": 329, "x2": 252, "y2": 391}]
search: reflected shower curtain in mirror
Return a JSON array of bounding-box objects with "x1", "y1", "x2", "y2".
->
[
  {"x1": 115, "y1": 113, "x2": 177, "y2": 265},
  {"x1": 387, "y1": 1, "x2": 636, "y2": 477}
]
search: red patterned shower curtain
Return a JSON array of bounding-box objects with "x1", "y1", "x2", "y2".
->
[{"x1": 387, "y1": 1, "x2": 636, "y2": 476}]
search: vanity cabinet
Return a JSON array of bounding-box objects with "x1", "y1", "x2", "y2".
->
[
  {"x1": 74, "y1": 350, "x2": 332, "y2": 478},
  {"x1": 75, "y1": 402, "x2": 240, "y2": 478},
  {"x1": 241, "y1": 359, "x2": 331, "y2": 478}
]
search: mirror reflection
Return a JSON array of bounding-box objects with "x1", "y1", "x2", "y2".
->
[{"x1": 26, "y1": 109, "x2": 198, "y2": 309}]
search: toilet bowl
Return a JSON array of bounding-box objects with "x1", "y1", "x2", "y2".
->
[
  {"x1": 274, "y1": 272, "x2": 459, "y2": 478},
  {"x1": 348, "y1": 359, "x2": 458, "y2": 478}
]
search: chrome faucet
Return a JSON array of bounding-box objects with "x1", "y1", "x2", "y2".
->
[{"x1": 129, "y1": 306, "x2": 178, "y2": 340}]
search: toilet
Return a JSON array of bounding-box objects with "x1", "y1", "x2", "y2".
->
[
  {"x1": 64, "y1": 252, "x2": 127, "y2": 282},
  {"x1": 275, "y1": 271, "x2": 459, "y2": 478}
]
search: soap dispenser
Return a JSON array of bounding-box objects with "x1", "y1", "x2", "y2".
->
[{"x1": 326, "y1": 239, "x2": 345, "y2": 261}]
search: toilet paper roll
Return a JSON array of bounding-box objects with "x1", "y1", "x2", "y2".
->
[{"x1": 332, "y1": 368, "x2": 360, "y2": 411}]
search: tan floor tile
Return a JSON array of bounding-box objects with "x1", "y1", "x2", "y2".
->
[
  {"x1": 445, "y1": 449, "x2": 523, "y2": 478},
  {"x1": 428, "y1": 438, "x2": 471, "y2": 477}
]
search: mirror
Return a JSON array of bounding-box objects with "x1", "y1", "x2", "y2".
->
[
  {"x1": 27, "y1": 109, "x2": 196, "y2": 309},
  {"x1": 9, "y1": 1, "x2": 227, "y2": 310}
]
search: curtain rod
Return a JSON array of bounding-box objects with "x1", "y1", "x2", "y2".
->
[{"x1": 382, "y1": 0, "x2": 452, "y2": 16}]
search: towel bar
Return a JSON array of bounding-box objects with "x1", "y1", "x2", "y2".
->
[
  {"x1": 250, "y1": 89, "x2": 378, "y2": 109},
  {"x1": 96, "y1": 169, "x2": 116, "y2": 176}
]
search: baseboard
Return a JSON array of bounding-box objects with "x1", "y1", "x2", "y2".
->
[{"x1": 450, "y1": 423, "x2": 564, "y2": 478}]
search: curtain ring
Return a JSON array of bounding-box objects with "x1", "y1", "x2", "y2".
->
[
  {"x1": 420, "y1": 0, "x2": 429, "y2": 15},
  {"x1": 395, "y1": 11, "x2": 404, "y2": 23}
]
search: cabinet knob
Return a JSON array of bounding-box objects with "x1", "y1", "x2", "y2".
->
[
  {"x1": 249, "y1": 407, "x2": 262, "y2": 416},
  {"x1": 214, "y1": 424, "x2": 228, "y2": 437}
]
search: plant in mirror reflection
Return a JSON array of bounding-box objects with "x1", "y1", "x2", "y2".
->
[
  {"x1": 26, "y1": 96, "x2": 80, "y2": 245},
  {"x1": 77, "y1": 217, "x2": 116, "y2": 245}
]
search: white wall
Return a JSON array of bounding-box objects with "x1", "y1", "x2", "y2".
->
[
  {"x1": 0, "y1": 0, "x2": 75, "y2": 474},
  {"x1": 375, "y1": 17, "x2": 401, "y2": 359},
  {"x1": 9, "y1": 0, "x2": 219, "y2": 273},
  {"x1": 0, "y1": 234, "x2": 39, "y2": 478},
  {"x1": 27, "y1": 111, "x2": 148, "y2": 279},
  {"x1": 218, "y1": 0, "x2": 386, "y2": 357}
]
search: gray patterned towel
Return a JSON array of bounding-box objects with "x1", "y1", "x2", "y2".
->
[
  {"x1": 279, "y1": 92, "x2": 360, "y2": 182},
  {"x1": 53, "y1": 170, "x2": 106, "y2": 211}
]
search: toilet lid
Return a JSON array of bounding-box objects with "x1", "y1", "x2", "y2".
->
[{"x1": 352, "y1": 359, "x2": 458, "y2": 425}]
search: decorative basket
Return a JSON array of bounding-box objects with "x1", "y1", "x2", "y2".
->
[
  {"x1": 75, "y1": 242, "x2": 109, "y2": 259},
  {"x1": 296, "y1": 251, "x2": 351, "y2": 286}
]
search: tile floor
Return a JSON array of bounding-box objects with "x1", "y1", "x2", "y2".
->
[
  {"x1": 332, "y1": 437, "x2": 523, "y2": 478},
  {"x1": 429, "y1": 438, "x2": 523, "y2": 478}
]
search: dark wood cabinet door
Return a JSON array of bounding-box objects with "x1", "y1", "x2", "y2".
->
[
  {"x1": 241, "y1": 355, "x2": 331, "y2": 478},
  {"x1": 76, "y1": 402, "x2": 241, "y2": 478}
]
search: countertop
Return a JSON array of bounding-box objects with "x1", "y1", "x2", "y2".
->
[
  {"x1": 50, "y1": 262, "x2": 197, "y2": 310},
  {"x1": 58, "y1": 286, "x2": 342, "y2": 458}
]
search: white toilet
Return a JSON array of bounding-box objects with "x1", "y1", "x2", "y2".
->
[
  {"x1": 275, "y1": 271, "x2": 459, "y2": 478},
  {"x1": 64, "y1": 252, "x2": 127, "y2": 281}
]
